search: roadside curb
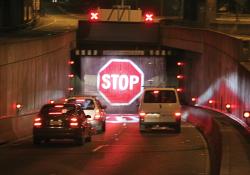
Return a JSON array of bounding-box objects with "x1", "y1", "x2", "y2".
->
[{"x1": 194, "y1": 105, "x2": 250, "y2": 137}]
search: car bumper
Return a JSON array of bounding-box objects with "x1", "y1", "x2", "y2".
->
[
  {"x1": 33, "y1": 127, "x2": 83, "y2": 139},
  {"x1": 140, "y1": 121, "x2": 180, "y2": 127},
  {"x1": 88, "y1": 119, "x2": 104, "y2": 129}
]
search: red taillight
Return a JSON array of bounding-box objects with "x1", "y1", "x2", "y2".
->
[
  {"x1": 175, "y1": 112, "x2": 181, "y2": 116},
  {"x1": 139, "y1": 112, "x2": 146, "y2": 117},
  {"x1": 70, "y1": 117, "x2": 78, "y2": 127},
  {"x1": 153, "y1": 90, "x2": 159, "y2": 94},
  {"x1": 139, "y1": 112, "x2": 146, "y2": 121},
  {"x1": 34, "y1": 117, "x2": 42, "y2": 127},
  {"x1": 175, "y1": 112, "x2": 181, "y2": 117}
]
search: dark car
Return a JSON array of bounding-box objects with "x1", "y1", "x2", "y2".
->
[
  {"x1": 66, "y1": 96, "x2": 107, "y2": 133},
  {"x1": 33, "y1": 103, "x2": 92, "y2": 145}
]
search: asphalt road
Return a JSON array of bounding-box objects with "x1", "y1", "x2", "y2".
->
[{"x1": 0, "y1": 117, "x2": 209, "y2": 175}]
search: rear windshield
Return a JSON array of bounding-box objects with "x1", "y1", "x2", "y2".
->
[
  {"x1": 40, "y1": 104, "x2": 75, "y2": 115},
  {"x1": 67, "y1": 99, "x2": 95, "y2": 110},
  {"x1": 143, "y1": 90, "x2": 177, "y2": 103}
]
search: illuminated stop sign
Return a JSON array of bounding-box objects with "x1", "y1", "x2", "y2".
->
[{"x1": 97, "y1": 59, "x2": 144, "y2": 106}]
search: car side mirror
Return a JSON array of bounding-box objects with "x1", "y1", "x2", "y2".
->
[{"x1": 85, "y1": 115, "x2": 91, "y2": 118}]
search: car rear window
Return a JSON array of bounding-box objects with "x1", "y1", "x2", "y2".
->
[
  {"x1": 40, "y1": 104, "x2": 76, "y2": 115},
  {"x1": 67, "y1": 99, "x2": 95, "y2": 110},
  {"x1": 143, "y1": 90, "x2": 177, "y2": 103}
]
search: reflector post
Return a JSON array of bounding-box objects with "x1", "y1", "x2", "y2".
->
[
  {"x1": 177, "y1": 62, "x2": 185, "y2": 66},
  {"x1": 16, "y1": 104, "x2": 22, "y2": 109},
  {"x1": 209, "y1": 100, "x2": 214, "y2": 104},
  {"x1": 177, "y1": 75, "x2": 184, "y2": 79},
  {"x1": 68, "y1": 87, "x2": 74, "y2": 91},
  {"x1": 191, "y1": 97, "x2": 196, "y2": 102},
  {"x1": 243, "y1": 111, "x2": 250, "y2": 118},
  {"x1": 68, "y1": 60, "x2": 74, "y2": 65},
  {"x1": 225, "y1": 104, "x2": 231, "y2": 109}
]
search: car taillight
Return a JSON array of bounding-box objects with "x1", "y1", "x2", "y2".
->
[
  {"x1": 139, "y1": 112, "x2": 146, "y2": 121},
  {"x1": 175, "y1": 112, "x2": 181, "y2": 117},
  {"x1": 70, "y1": 117, "x2": 79, "y2": 127},
  {"x1": 34, "y1": 117, "x2": 42, "y2": 128},
  {"x1": 94, "y1": 109, "x2": 101, "y2": 119}
]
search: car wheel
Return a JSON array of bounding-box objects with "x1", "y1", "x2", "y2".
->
[
  {"x1": 33, "y1": 137, "x2": 42, "y2": 145},
  {"x1": 75, "y1": 136, "x2": 85, "y2": 146},
  {"x1": 175, "y1": 123, "x2": 181, "y2": 133},
  {"x1": 85, "y1": 135, "x2": 92, "y2": 142},
  {"x1": 139, "y1": 124, "x2": 146, "y2": 132}
]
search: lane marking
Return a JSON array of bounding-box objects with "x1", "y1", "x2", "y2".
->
[{"x1": 92, "y1": 145, "x2": 109, "y2": 152}]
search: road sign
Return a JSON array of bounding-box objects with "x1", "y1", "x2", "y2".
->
[{"x1": 97, "y1": 59, "x2": 144, "y2": 106}]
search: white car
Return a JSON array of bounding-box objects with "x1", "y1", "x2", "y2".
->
[
  {"x1": 66, "y1": 96, "x2": 107, "y2": 133},
  {"x1": 138, "y1": 88, "x2": 182, "y2": 133}
]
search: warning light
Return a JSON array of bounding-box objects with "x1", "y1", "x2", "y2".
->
[
  {"x1": 209, "y1": 100, "x2": 214, "y2": 104},
  {"x1": 191, "y1": 97, "x2": 197, "y2": 102},
  {"x1": 68, "y1": 74, "x2": 74, "y2": 78},
  {"x1": 153, "y1": 90, "x2": 159, "y2": 94},
  {"x1": 177, "y1": 62, "x2": 185, "y2": 66},
  {"x1": 243, "y1": 111, "x2": 250, "y2": 118},
  {"x1": 68, "y1": 60, "x2": 74, "y2": 65},
  {"x1": 68, "y1": 87, "x2": 74, "y2": 91},
  {"x1": 225, "y1": 104, "x2": 232, "y2": 113},
  {"x1": 177, "y1": 88, "x2": 183, "y2": 92},
  {"x1": 144, "y1": 12, "x2": 154, "y2": 22},
  {"x1": 225, "y1": 104, "x2": 231, "y2": 109},
  {"x1": 16, "y1": 104, "x2": 22, "y2": 109},
  {"x1": 49, "y1": 100, "x2": 55, "y2": 104},
  {"x1": 177, "y1": 75, "x2": 184, "y2": 79},
  {"x1": 89, "y1": 11, "x2": 99, "y2": 21}
]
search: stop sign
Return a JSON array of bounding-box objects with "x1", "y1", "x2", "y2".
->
[{"x1": 97, "y1": 59, "x2": 144, "y2": 106}]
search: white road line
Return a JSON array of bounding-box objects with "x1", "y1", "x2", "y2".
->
[
  {"x1": 92, "y1": 145, "x2": 109, "y2": 152},
  {"x1": 32, "y1": 18, "x2": 57, "y2": 30}
]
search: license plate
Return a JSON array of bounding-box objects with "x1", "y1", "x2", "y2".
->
[{"x1": 50, "y1": 120, "x2": 62, "y2": 126}]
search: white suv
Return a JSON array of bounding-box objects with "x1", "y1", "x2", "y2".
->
[
  {"x1": 138, "y1": 88, "x2": 182, "y2": 133},
  {"x1": 66, "y1": 96, "x2": 107, "y2": 133}
]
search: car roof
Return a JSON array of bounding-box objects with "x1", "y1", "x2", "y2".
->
[
  {"x1": 143, "y1": 87, "x2": 177, "y2": 91},
  {"x1": 67, "y1": 96, "x2": 97, "y2": 100}
]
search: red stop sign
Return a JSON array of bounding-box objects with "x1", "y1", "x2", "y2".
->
[{"x1": 97, "y1": 59, "x2": 144, "y2": 106}]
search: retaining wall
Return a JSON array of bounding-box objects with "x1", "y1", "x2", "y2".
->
[
  {"x1": 0, "y1": 32, "x2": 75, "y2": 143},
  {"x1": 161, "y1": 26, "x2": 250, "y2": 127}
]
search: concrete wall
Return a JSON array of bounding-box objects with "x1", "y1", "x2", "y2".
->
[
  {"x1": 0, "y1": 32, "x2": 75, "y2": 143},
  {"x1": 161, "y1": 26, "x2": 250, "y2": 126}
]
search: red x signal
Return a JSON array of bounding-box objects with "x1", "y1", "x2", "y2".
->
[
  {"x1": 90, "y1": 12, "x2": 99, "y2": 21},
  {"x1": 145, "y1": 13, "x2": 154, "y2": 22}
]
